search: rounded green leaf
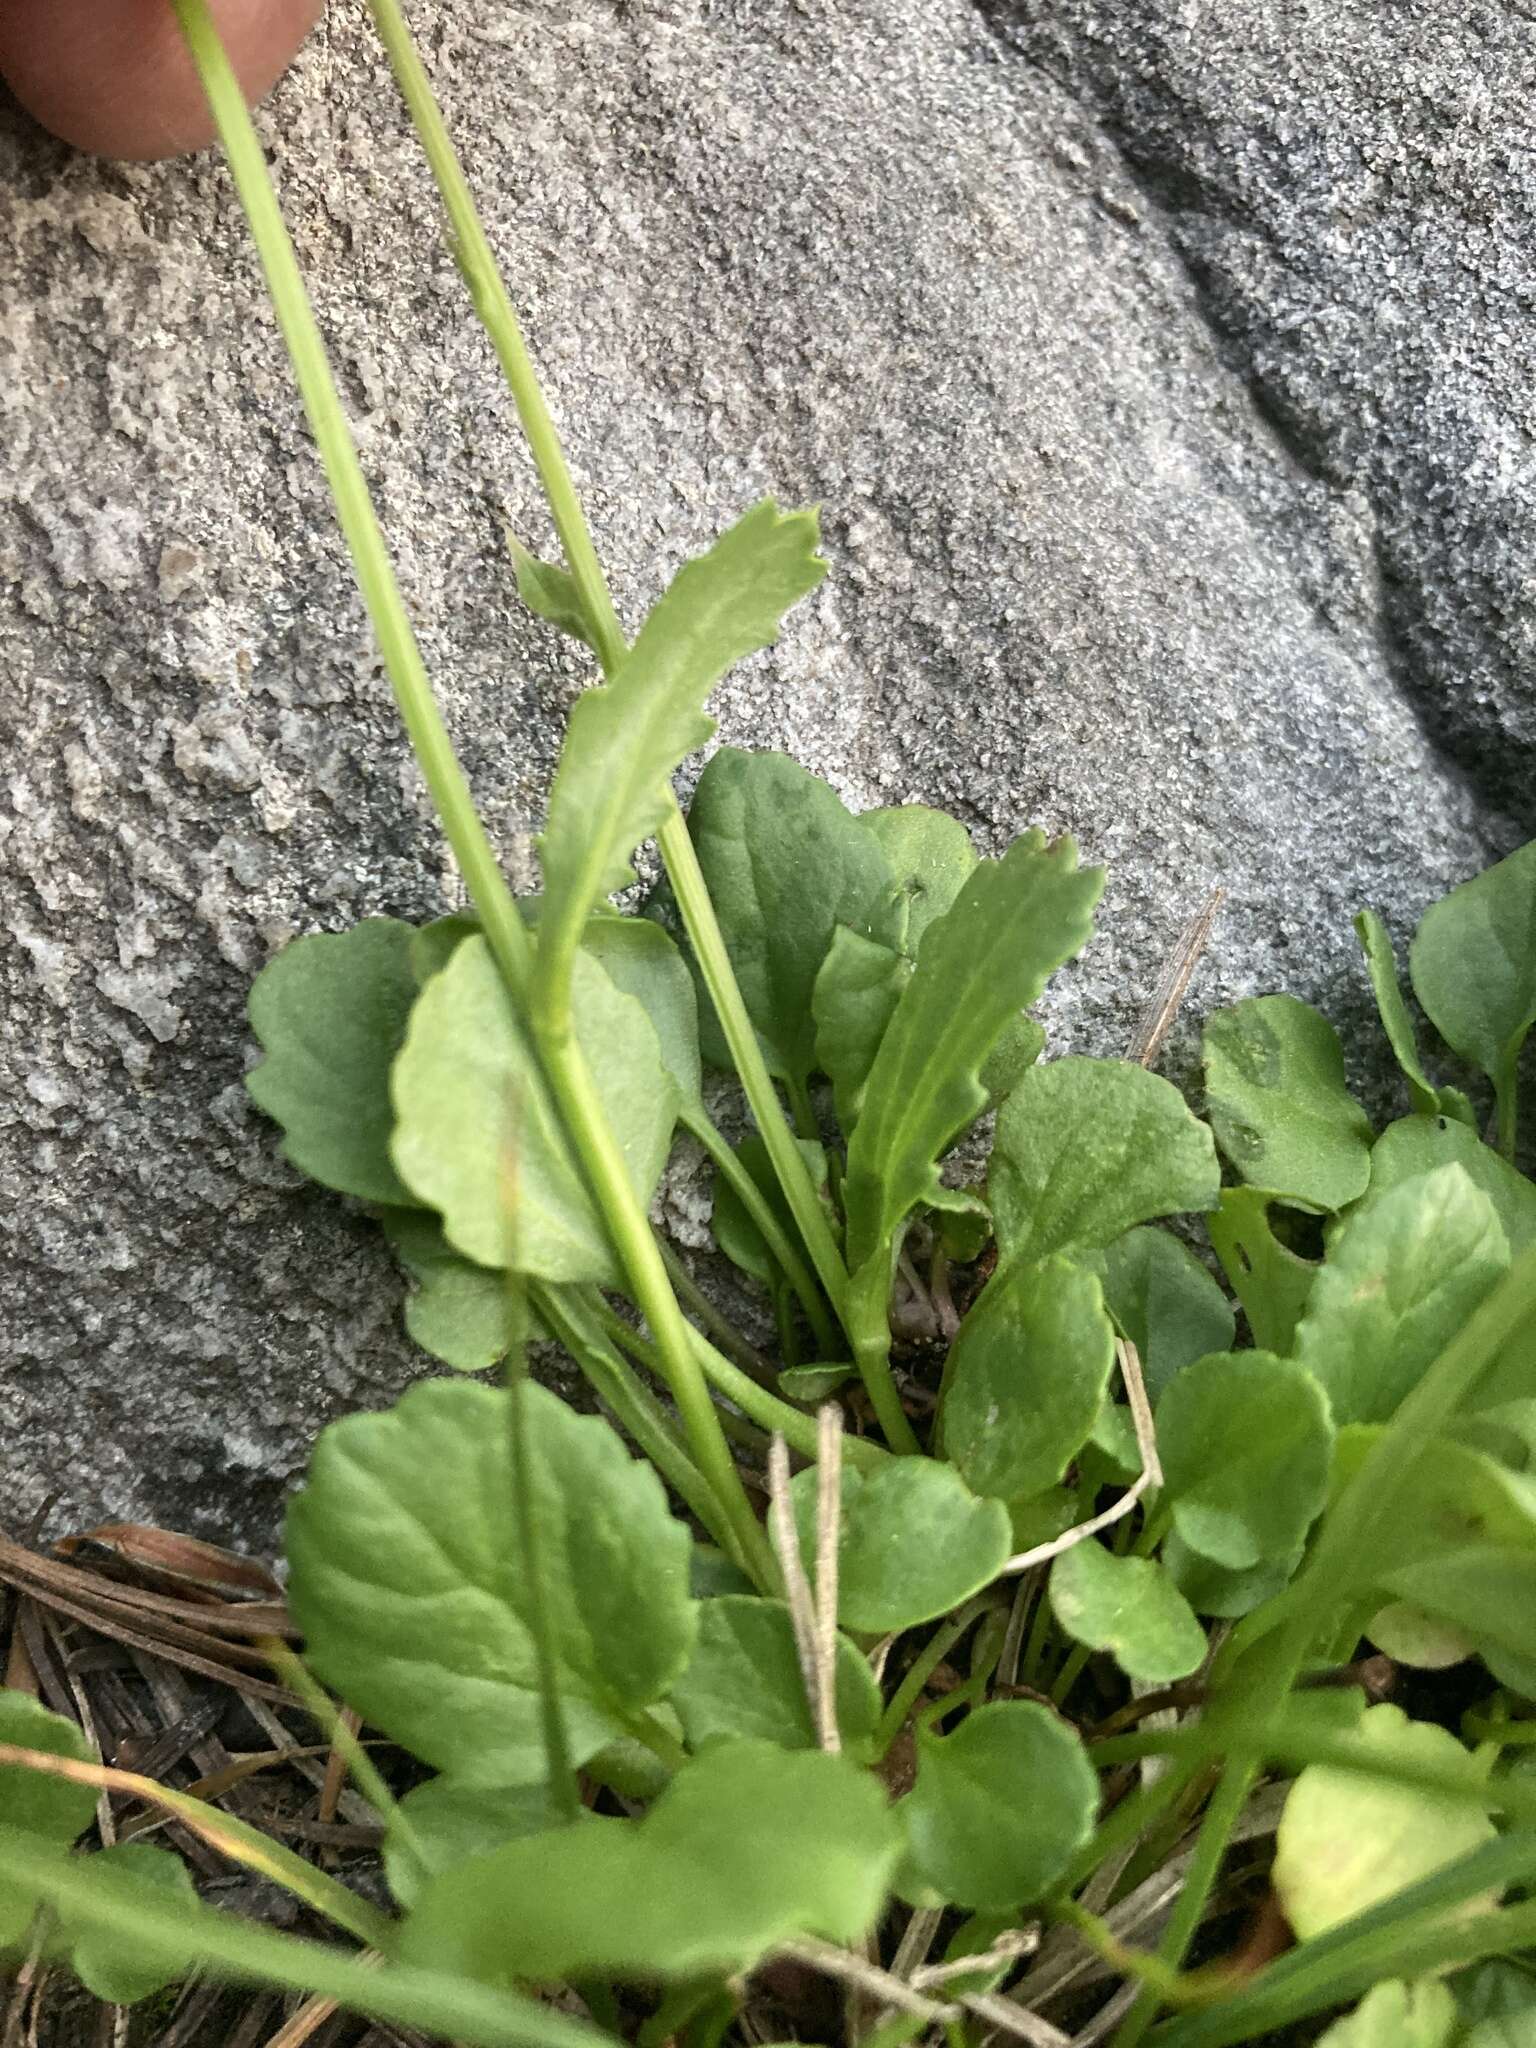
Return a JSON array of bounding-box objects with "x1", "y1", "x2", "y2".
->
[
  {"x1": 381, "y1": 1208, "x2": 526, "y2": 1372},
  {"x1": 385, "y1": 1777, "x2": 559, "y2": 1914},
  {"x1": 899, "y1": 1701, "x2": 1097, "y2": 1910},
  {"x1": 1274, "y1": 1705, "x2": 1497, "y2": 1941},
  {"x1": 286, "y1": 1379, "x2": 696, "y2": 1784},
  {"x1": 247, "y1": 917, "x2": 421, "y2": 1206},
  {"x1": 390, "y1": 934, "x2": 679, "y2": 1282},
  {"x1": 1049, "y1": 1540, "x2": 1207, "y2": 1685},
  {"x1": 1094, "y1": 1226, "x2": 1236, "y2": 1402},
  {"x1": 988, "y1": 1057, "x2": 1220, "y2": 1268},
  {"x1": 1203, "y1": 994, "x2": 1373, "y2": 1211},
  {"x1": 942, "y1": 1255, "x2": 1116, "y2": 1501},
  {"x1": 1156, "y1": 1351, "x2": 1333, "y2": 1569},
  {"x1": 0, "y1": 1690, "x2": 95, "y2": 1844},
  {"x1": 579, "y1": 914, "x2": 703, "y2": 1114},
  {"x1": 1370, "y1": 1116, "x2": 1536, "y2": 1255},
  {"x1": 1410, "y1": 839, "x2": 1536, "y2": 1122},
  {"x1": 1164, "y1": 1529, "x2": 1304, "y2": 1619},
  {"x1": 1315, "y1": 1980, "x2": 1458, "y2": 2048},
  {"x1": 790, "y1": 1460, "x2": 1011, "y2": 1634},
  {"x1": 55, "y1": 1843, "x2": 197, "y2": 2005},
  {"x1": 400, "y1": 1740, "x2": 902, "y2": 1985},
  {"x1": 1294, "y1": 1166, "x2": 1509, "y2": 1426},
  {"x1": 1366, "y1": 1603, "x2": 1475, "y2": 1671},
  {"x1": 671, "y1": 1597, "x2": 882, "y2": 1758},
  {"x1": 861, "y1": 804, "x2": 978, "y2": 953}
]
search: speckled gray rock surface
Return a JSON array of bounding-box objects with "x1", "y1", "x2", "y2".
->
[{"x1": 0, "y1": 0, "x2": 1521, "y2": 1545}]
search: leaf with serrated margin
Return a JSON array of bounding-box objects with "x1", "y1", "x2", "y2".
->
[
  {"x1": 844, "y1": 832, "x2": 1103, "y2": 1275},
  {"x1": 538, "y1": 502, "x2": 825, "y2": 975}
]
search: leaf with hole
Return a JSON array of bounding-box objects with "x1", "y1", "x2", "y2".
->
[
  {"x1": 898, "y1": 1701, "x2": 1097, "y2": 1911},
  {"x1": 537, "y1": 503, "x2": 825, "y2": 978},
  {"x1": 390, "y1": 934, "x2": 678, "y2": 1282},
  {"x1": 1294, "y1": 1166, "x2": 1509, "y2": 1426},
  {"x1": 1203, "y1": 995, "x2": 1373, "y2": 1211},
  {"x1": 400, "y1": 1740, "x2": 901, "y2": 1985},
  {"x1": 670, "y1": 1596, "x2": 882, "y2": 1759},
  {"x1": 941, "y1": 1253, "x2": 1116, "y2": 1501},
  {"x1": 1273, "y1": 1705, "x2": 1497, "y2": 1941},
  {"x1": 1089, "y1": 1225, "x2": 1236, "y2": 1401},
  {"x1": 247, "y1": 917, "x2": 421, "y2": 1206},
  {"x1": 286, "y1": 1378, "x2": 696, "y2": 1784},
  {"x1": 789, "y1": 1459, "x2": 1011, "y2": 1634},
  {"x1": 676, "y1": 747, "x2": 901, "y2": 1089},
  {"x1": 988, "y1": 1057, "x2": 1220, "y2": 1269},
  {"x1": 1206, "y1": 1186, "x2": 1320, "y2": 1354},
  {"x1": 1410, "y1": 839, "x2": 1536, "y2": 1152},
  {"x1": 844, "y1": 836, "x2": 1104, "y2": 1276},
  {"x1": 1048, "y1": 1540, "x2": 1206, "y2": 1685},
  {"x1": 1156, "y1": 1351, "x2": 1333, "y2": 1569}
]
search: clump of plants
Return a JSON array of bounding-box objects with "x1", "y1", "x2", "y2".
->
[{"x1": 4, "y1": 2, "x2": 1536, "y2": 2045}]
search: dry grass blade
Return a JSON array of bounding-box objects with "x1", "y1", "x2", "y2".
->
[
  {"x1": 911, "y1": 1930, "x2": 1038, "y2": 1989},
  {"x1": 777, "y1": 1937, "x2": 960, "y2": 2024},
  {"x1": 766, "y1": 1435, "x2": 823, "y2": 1734},
  {"x1": 1001, "y1": 1340, "x2": 1159, "y2": 1572},
  {"x1": 812, "y1": 1403, "x2": 843, "y2": 1755},
  {"x1": 1125, "y1": 887, "x2": 1225, "y2": 1072}
]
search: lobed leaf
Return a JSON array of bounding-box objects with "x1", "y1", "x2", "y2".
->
[
  {"x1": 988, "y1": 1057, "x2": 1219, "y2": 1270},
  {"x1": 1048, "y1": 1540, "x2": 1206, "y2": 1685},
  {"x1": 286, "y1": 1379, "x2": 696, "y2": 1785},
  {"x1": 845, "y1": 834, "x2": 1103, "y2": 1273},
  {"x1": 1156, "y1": 1351, "x2": 1333, "y2": 1569},
  {"x1": 390, "y1": 934, "x2": 678, "y2": 1282},
  {"x1": 789, "y1": 1459, "x2": 1011, "y2": 1634},
  {"x1": 400, "y1": 1740, "x2": 901, "y2": 1985},
  {"x1": 899, "y1": 1701, "x2": 1097, "y2": 1911},
  {"x1": 246, "y1": 917, "x2": 421, "y2": 1206},
  {"x1": 1294, "y1": 1166, "x2": 1509, "y2": 1426},
  {"x1": 1203, "y1": 994, "x2": 1373, "y2": 1211},
  {"x1": 941, "y1": 1254, "x2": 1116, "y2": 1501},
  {"x1": 538, "y1": 503, "x2": 825, "y2": 975}
]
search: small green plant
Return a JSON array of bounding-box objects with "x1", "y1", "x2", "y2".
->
[{"x1": 5, "y1": 4, "x2": 1536, "y2": 2045}]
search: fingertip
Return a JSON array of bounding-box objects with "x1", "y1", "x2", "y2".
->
[{"x1": 0, "y1": 0, "x2": 323, "y2": 161}]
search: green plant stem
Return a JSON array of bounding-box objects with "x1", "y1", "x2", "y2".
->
[
  {"x1": 171, "y1": 0, "x2": 536, "y2": 1011},
  {"x1": 872, "y1": 1598, "x2": 997, "y2": 1761},
  {"x1": 1050, "y1": 1900, "x2": 1203, "y2": 2009},
  {"x1": 0, "y1": 1832, "x2": 607, "y2": 2048},
  {"x1": 848, "y1": 1255, "x2": 924, "y2": 1455},
  {"x1": 504, "y1": 1282, "x2": 582, "y2": 1824},
  {"x1": 621, "y1": 1709, "x2": 691, "y2": 1775},
  {"x1": 683, "y1": 1107, "x2": 839, "y2": 1357},
  {"x1": 537, "y1": 1283, "x2": 741, "y2": 1559},
  {"x1": 174, "y1": 0, "x2": 770, "y2": 1595},
  {"x1": 263, "y1": 1642, "x2": 414, "y2": 1851},
  {"x1": 364, "y1": 0, "x2": 852, "y2": 1359},
  {"x1": 1497, "y1": 1054, "x2": 1519, "y2": 1163},
  {"x1": 1049, "y1": 1642, "x2": 1093, "y2": 1708},
  {"x1": 657, "y1": 1237, "x2": 778, "y2": 1387},
  {"x1": 662, "y1": 819, "x2": 857, "y2": 1327}
]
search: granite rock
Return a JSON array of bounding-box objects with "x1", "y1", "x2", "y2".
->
[{"x1": 0, "y1": 0, "x2": 1517, "y2": 1544}]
